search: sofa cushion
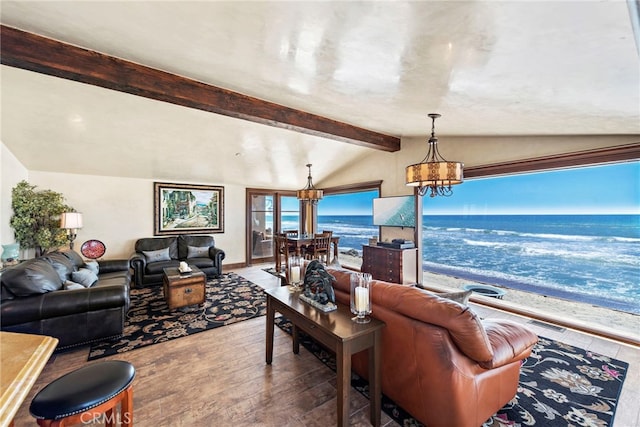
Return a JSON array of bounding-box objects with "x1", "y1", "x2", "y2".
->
[
  {"x1": 43, "y1": 252, "x2": 76, "y2": 282},
  {"x1": 1, "y1": 259, "x2": 63, "y2": 296},
  {"x1": 437, "y1": 290, "x2": 472, "y2": 305},
  {"x1": 60, "y1": 249, "x2": 84, "y2": 269},
  {"x1": 187, "y1": 245, "x2": 209, "y2": 258},
  {"x1": 142, "y1": 247, "x2": 171, "y2": 263},
  {"x1": 178, "y1": 235, "x2": 214, "y2": 259},
  {"x1": 135, "y1": 237, "x2": 178, "y2": 259},
  {"x1": 1, "y1": 284, "x2": 15, "y2": 301},
  {"x1": 186, "y1": 257, "x2": 214, "y2": 269},
  {"x1": 145, "y1": 259, "x2": 180, "y2": 274},
  {"x1": 71, "y1": 268, "x2": 99, "y2": 287},
  {"x1": 83, "y1": 260, "x2": 100, "y2": 275},
  {"x1": 64, "y1": 281, "x2": 85, "y2": 290}
]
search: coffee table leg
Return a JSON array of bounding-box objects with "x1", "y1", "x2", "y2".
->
[
  {"x1": 266, "y1": 296, "x2": 275, "y2": 364},
  {"x1": 336, "y1": 341, "x2": 351, "y2": 427}
]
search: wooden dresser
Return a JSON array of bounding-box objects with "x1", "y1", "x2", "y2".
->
[{"x1": 361, "y1": 245, "x2": 417, "y2": 285}]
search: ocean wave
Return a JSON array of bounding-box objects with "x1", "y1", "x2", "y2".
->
[
  {"x1": 460, "y1": 238, "x2": 639, "y2": 266},
  {"x1": 425, "y1": 226, "x2": 640, "y2": 243}
]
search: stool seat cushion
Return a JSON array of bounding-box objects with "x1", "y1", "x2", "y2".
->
[{"x1": 30, "y1": 360, "x2": 135, "y2": 420}]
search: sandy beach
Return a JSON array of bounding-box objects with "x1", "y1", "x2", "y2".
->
[{"x1": 338, "y1": 252, "x2": 639, "y2": 340}]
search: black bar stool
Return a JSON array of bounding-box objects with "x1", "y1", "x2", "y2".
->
[{"x1": 30, "y1": 360, "x2": 135, "y2": 427}]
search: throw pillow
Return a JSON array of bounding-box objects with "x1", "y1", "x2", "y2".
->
[
  {"x1": 83, "y1": 260, "x2": 99, "y2": 275},
  {"x1": 71, "y1": 268, "x2": 99, "y2": 287},
  {"x1": 142, "y1": 247, "x2": 171, "y2": 263},
  {"x1": 438, "y1": 290, "x2": 473, "y2": 305},
  {"x1": 64, "y1": 280, "x2": 85, "y2": 290},
  {"x1": 187, "y1": 245, "x2": 209, "y2": 258}
]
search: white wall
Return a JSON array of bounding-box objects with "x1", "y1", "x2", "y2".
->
[
  {"x1": 1, "y1": 154, "x2": 246, "y2": 262},
  {"x1": 1, "y1": 142, "x2": 29, "y2": 249}
]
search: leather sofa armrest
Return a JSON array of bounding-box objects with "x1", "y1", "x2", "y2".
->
[
  {"x1": 129, "y1": 252, "x2": 146, "y2": 288},
  {"x1": 208, "y1": 247, "x2": 226, "y2": 266},
  {"x1": 479, "y1": 320, "x2": 539, "y2": 369},
  {"x1": 98, "y1": 259, "x2": 130, "y2": 274}
]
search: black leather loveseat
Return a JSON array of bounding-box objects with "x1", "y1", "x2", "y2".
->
[
  {"x1": 129, "y1": 235, "x2": 225, "y2": 288},
  {"x1": 0, "y1": 249, "x2": 130, "y2": 350}
]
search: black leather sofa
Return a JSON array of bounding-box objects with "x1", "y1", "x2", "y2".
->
[
  {"x1": 129, "y1": 235, "x2": 225, "y2": 288},
  {"x1": 0, "y1": 249, "x2": 130, "y2": 350}
]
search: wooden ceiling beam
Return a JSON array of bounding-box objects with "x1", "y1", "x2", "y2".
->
[{"x1": 0, "y1": 25, "x2": 400, "y2": 152}]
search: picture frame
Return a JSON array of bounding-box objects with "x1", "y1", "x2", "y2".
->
[{"x1": 154, "y1": 182, "x2": 224, "y2": 235}]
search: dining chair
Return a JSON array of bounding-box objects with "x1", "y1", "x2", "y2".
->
[
  {"x1": 306, "y1": 233, "x2": 332, "y2": 264},
  {"x1": 275, "y1": 233, "x2": 297, "y2": 273}
]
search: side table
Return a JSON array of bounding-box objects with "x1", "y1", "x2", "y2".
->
[{"x1": 265, "y1": 286, "x2": 385, "y2": 427}]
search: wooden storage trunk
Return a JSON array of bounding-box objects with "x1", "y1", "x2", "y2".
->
[{"x1": 162, "y1": 266, "x2": 206, "y2": 309}]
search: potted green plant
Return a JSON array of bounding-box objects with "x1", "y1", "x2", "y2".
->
[{"x1": 10, "y1": 180, "x2": 75, "y2": 257}]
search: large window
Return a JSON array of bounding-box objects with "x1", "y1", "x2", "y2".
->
[
  {"x1": 280, "y1": 196, "x2": 299, "y2": 233},
  {"x1": 319, "y1": 182, "x2": 381, "y2": 268},
  {"x1": 422, "y1": 162, "x2": 640, "y2": 317}
]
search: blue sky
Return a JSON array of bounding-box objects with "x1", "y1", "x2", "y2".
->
[{"x1": 314, "y1": 161, "x2": 640, "y2": 215}]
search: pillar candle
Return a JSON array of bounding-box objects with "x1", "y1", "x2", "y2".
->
[
  {"x1": 290, "y1": 266, "x2": 301, "y2": 283},
  {"x1": 355, "y1": 287, "x2": 369, "y2": 312}
]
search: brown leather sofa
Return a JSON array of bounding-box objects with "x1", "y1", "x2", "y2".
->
[{"x1": 326, "y1": 266, "x2": 538, "y2": 427}]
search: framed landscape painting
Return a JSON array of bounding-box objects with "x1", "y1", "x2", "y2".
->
[{"x1": 154, "y1": 182, "x2": 224, "y2": 235}]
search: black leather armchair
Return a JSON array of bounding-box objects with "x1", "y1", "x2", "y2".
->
[
  {"x1": 129, "y1": 235, "x2": 225, "y2": 288},
  {"x1": 0, "y1": 249, "x2": 130, "y2": 350}
]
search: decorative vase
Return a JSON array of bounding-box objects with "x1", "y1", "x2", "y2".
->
[{"x1": 1, "y1": 243, "x2": 20, "y2": 266}]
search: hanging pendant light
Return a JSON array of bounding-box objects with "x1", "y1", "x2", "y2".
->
[
  {"x1": 405, "y1": 113, "x2": 464, "y2": 197},
  {"x1": 296, "y1": 164, "x2": 323, "y2": 201}
]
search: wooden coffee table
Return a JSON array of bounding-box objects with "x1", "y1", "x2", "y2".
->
[
  {"x1": 265, "y1": 286, "x2": 385, "y2": 427},
  {"x1": 162, "y1": 265, "x2": 206, "y2": 309}
]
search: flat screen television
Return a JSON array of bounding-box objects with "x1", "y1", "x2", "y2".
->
[{"x1": 372, "y1": 195, "x2": 415, "y2": 227}]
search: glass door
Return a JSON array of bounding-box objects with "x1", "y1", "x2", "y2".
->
[
  {"x1": 246, "y1": 190, "x2": 300, "y2": 265},
  {"x1": 248, "y1": 193, "x2": 274, "y2": 263}
]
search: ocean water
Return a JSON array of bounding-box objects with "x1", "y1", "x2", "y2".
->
[{"x1": 283, "y1": 214, "x2": 640, "y2": 314}]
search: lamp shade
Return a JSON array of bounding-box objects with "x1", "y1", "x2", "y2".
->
[
  {"x1": 405, "y1": 161, "x2": 463, "y2": 188},
  {"x1": 60, "y1": 212, "x2": 83, "y2": 229},
  {"x1": 296, "y1": 188, "x2": 324, "y2": 201}
]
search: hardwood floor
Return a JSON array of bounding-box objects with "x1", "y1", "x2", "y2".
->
[{"x1": 10, "y1": 266, "x2": 640, "y2": 426}]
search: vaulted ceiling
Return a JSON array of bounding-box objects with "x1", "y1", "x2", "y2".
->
[{"x1": 1, "y1": 1, "x2": 639, "y2": 187}]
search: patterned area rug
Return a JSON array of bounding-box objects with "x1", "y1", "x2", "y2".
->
[
  {"x1": 275, "y1": 318, "x2": 628, "y2": 427},
  {"x1": 88, "y1": 273, "x2": 266, "y2": 360}
]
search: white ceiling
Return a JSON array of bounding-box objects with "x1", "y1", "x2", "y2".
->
[{"x1": 1, "y1": 1, "x2": 639, "y2": 187}]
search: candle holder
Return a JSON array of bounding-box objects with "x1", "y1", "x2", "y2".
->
[
  {"x1": 288, "y1": 255, "x2": 303, "y2": 292},
  {"x1": 350, "y1": 273, "x2": 372, "y2": 323}
]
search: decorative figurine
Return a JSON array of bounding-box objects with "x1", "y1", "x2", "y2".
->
[{"x1": 300, "y1": 260, "x2": 337, "y2": 312}]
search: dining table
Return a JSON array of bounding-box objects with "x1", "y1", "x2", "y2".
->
[
  {"x1": 286, "y1": 235, "x2": 340, "y2": 260},
  {"x1": 0, "y1": 331, "x2": 58, "y2": 427}
]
